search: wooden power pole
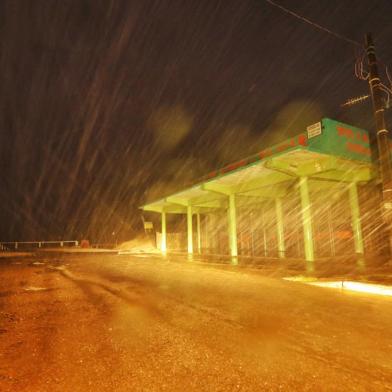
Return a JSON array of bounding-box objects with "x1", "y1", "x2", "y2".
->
[{"x1": 365, "y1": 33, "x2": 392, "y2": 255}]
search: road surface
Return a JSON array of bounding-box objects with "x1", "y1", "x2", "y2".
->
[{"x1": 1, "y1": 253, "x2": 392, "y2": 391}]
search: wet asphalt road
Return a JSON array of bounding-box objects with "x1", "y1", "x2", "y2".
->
[{"x1": 1, "y1": 253, "x2": 392, "y2": 391}]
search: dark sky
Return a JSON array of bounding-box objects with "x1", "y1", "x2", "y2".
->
[{"x1": 1, "y1": 0, "x2": 392, "y2": 242}]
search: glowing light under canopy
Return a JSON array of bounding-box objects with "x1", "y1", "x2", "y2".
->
[{"x1": 284, "y1": 277, "x2": 392, "y2": 297}]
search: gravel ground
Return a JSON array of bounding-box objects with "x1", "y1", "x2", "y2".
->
[{"x1": 0, "y1": 253, "x2": 392, "y2": 391}]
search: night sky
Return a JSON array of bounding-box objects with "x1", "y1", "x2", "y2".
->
[{"x1": 1, "y1": 0, "x2": 392, "y2": 242}]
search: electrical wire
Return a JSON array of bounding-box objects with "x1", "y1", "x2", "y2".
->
[
  {"x1": 379, "y1": 85, "x2": 391, "y2": 108},
  {"x1": 263, "y1": 0, "x2": 392, "y2": 109},
  {"x1": 355, "y1": 51, "x2": 369, "y2": 80},
  {"x1": 357, "y1": 54, "x2": 369, "y2": 80},
  {"x1": 386, "y1": 66, "x2": 392, "y2": 87},
  {"x1": 264, "y1": 0, "x2": 362, "y2": 47},
  {"x1": 380, "y1": 83, "x2": 392, "y2": 95}
]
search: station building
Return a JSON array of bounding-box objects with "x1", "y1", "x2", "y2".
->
[{"x1": 141, "y1": 118, "x2": 388, "y2": 269}]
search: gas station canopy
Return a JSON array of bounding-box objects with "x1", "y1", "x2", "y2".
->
[{"x1": 141, "y1": 118, "x2": 375, "y2": 214}]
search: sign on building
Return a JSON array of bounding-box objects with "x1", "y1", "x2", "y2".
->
[{"x1": 307, "y1": 122, "x2": 322, "y2": 139}]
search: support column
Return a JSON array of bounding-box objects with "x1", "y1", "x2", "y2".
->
[
  {"x1": 349, "y1": 182, "x2": 364, "y2": 255},
  {"x1": 299, "y1": 177, "x2": 314, "y2": 269},
  {"x1": 261, "y1": 208, "x2": 267, "y2": 256},
  {"x1": 196, "y1": 213, "x2": 201, "y2": 254},
  {"x1": 275, "y1": 198, "x2": 285, "y2": 258},
  {"x1": 187, "y1": 206, "x2": 193, "y2": 254},
  {"x1": 161, "y1": 211, "x2": 167, "y2": 253},
  {"x1": 228, "y1": 193, "x2": 238, "y2": 259}
]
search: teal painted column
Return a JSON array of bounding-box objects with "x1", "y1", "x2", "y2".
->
[
  {"x1": 161, "y1": 211, "x2": 167, "y2": 253},
  {"x1": 196, "y1": 213, "x2": 201, "y2": 254},
  {"x1": 228, "y1": 193, "x2": 238, "y2": 259},
  {"x1": 187, "y1": 205, "x2": 193, "y2": 254},
  {"x1": 275, "y1": 198, "x2": 285, "y2": 258},
  {"x1": 349, "y1": 182, "x2": 364, "y2": 255},
  {"x1": 299, "y1": 177, "x2": 314, "y2": 269}
]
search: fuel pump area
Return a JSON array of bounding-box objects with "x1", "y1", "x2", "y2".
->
[{"x1": 142, "y1": 118, "x2": 389, "y2": 271}]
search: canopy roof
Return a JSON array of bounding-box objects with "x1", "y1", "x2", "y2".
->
[{"x1": 142, "y1": 118, "x2": 375, "y2": 214}]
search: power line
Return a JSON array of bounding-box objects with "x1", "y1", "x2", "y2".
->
[{"x1": 264, "y1": 0, "x2": 362, "y2": 47}]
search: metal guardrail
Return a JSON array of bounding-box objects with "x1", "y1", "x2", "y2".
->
[{"x1": 0, "y1": 240, "x2": 79, "y2": 250}]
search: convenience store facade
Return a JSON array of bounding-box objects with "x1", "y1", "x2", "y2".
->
[{"x1": 141, "y1": 118, "x2": 388, "y2": 269}]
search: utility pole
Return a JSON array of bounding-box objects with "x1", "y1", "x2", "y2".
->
[{"x1": 365, "y1": 33, "x2": 392, "y2": 255}]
